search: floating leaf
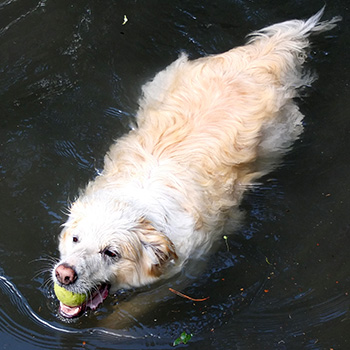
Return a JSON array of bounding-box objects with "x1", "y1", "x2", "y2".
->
[
  {"x1": 173, "y1": 332, "x2": 193, "y2": 346},
  {"x1": 122, "y1": 15, "x2": 128, "y2": 25}
]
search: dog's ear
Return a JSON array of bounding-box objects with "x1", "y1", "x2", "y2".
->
[{"x1": 136, "y1": 218, "x2": 178, "y2": 278}]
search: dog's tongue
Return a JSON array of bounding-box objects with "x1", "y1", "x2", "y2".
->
[
  {"x1": 86, "y1": 284, "x2": 109, "y2": 310},
  {"x1": 58, "y1": 284, "x2": 110, "y2": 318},
  {"x1": 59, "y1": 303, "x2": 83, "y2": 318}
]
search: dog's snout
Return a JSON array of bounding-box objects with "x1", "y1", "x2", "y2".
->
[{"x1": 55, "y1": 263, "x2": 77, "y2": 285}]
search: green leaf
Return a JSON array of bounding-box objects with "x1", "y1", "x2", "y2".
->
[{"x1": 173, "y1": 332, "x2": 193, "y2": 346}]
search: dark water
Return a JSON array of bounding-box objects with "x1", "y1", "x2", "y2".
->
[{"x1": 1, "y1": 1, "x2": 350, "y2": 349}]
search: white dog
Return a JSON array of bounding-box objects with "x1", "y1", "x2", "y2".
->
[{"x1": 52, "y1": 8, "x2": 340, "y2": 318}]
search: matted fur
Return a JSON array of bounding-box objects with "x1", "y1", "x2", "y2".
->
[{"x1": 52, "y1": 8, "x2": 340, "y2": 315}]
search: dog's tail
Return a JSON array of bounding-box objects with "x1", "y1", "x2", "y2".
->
[
  {"x1": 243, "y1": 6, "x2": 341, "y2": 110},
  {"x1": 247, "y1": 7, "x2": 341, "y2": 48},
  {"x1": 246, "y1": 8, "x2": 341, "y2": 178},
  {"x1": 245, "y1": 7, "x2": 341, "y2": 87}
]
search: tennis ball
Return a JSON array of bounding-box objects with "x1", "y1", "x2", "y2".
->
[{"x1": 54, "y1": 283, "x2": 87, "y2": 307}]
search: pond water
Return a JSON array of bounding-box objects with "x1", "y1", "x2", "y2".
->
[{"x1": 1, "y1": 1, "x2": 350, "y2": 349}]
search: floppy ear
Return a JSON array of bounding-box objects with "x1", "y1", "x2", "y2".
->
[{"x1": 136, "y1": 218, "x2": 178, "y2": 278}]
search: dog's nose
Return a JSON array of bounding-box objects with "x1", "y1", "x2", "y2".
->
[{"x1": 55, "y1": 263, "x2": 77, "y2": 285}]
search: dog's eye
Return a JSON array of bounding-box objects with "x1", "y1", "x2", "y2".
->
[
  {"x1": 102, "y1": 249, "x2": 120, "y2": 259},
  {"x1": 72, "y1": 236, "x2": 78, "y2": 243}
]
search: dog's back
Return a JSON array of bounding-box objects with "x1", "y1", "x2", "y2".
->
[{"x1": 101, "y1": 8, "x2": 340, "y2": 237}]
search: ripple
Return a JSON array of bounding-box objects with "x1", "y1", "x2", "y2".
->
[
  {"x1": 54, "y1": 140, "x2": 92, "y2": 170},
  {"x1": 0, "y1": 273, "x2": 147, "y2": 349}
]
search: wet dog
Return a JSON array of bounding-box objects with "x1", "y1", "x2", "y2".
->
[{"x1": 52, "y1": 8, "x2": 340, "y2": 318}]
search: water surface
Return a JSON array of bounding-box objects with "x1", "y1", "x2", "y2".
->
[{"x1": 1, "y1": 1, "x2": 350, "y2": 349}]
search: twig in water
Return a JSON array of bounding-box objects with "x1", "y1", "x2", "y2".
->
[
  {"x1": 169, "y1": 288, "x2": 209, "y2": 302},
  {"x1": 223, "y1": 235, "x2": 229, "y2": 251}
]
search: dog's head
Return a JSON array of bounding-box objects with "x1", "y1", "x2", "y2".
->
[{"x1": 52, "y1": 197, "x2": 177, "y2": 318}]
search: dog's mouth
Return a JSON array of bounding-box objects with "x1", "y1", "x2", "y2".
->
[{"x1": 58, "y1": 284, "x2": 110, "y2": 318}]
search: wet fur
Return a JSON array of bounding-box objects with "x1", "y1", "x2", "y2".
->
[{"x1": 53, "y1": 9, "x2": 340, "y2": 298}]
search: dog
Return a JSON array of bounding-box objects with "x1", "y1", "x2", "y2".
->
[{"x1": 52, "y1": 8, "x2": 340, "y2": 318}]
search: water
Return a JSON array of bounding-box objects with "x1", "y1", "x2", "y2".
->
[{"x1": 1, "y1": 1, "x2": 350, "y2": 349}]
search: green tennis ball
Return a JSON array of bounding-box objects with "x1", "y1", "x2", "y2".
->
[{"x1": 54, "y1": 283, "x2": 87, "y2": 307}]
